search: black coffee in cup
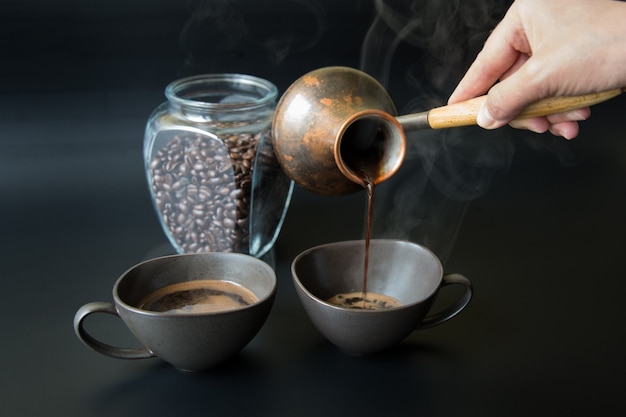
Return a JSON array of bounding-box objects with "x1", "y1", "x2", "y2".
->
[
  {"x1": 326, "y1": 291, "x2": 402, "y2": 310},
  {"x1": 138, "y1": 280, "x2": 258, "y2": 314}
]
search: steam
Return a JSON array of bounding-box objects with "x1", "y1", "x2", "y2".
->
[
  {"x1": 179, "y1": 0, "x2": 329, "y2": 71},
  {"x1": 359, "y1": 0, "x2": 530, "y2": 261},
  {"x1": 175, "y1": 0, "x2": 582, "y2": 262},
  {"x1": 361, "y1": 0, "x2": 501, "y2": 95}
]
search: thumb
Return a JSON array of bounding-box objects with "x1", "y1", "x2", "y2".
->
[{"x1": 477, "y1": 65, "x2": 546, "y2": 129}]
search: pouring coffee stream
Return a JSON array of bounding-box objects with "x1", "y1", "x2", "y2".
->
[{"x1": 271, "y1": 66, "x2": 623, "y2": 196}]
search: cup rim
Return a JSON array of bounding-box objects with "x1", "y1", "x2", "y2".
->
[
  {"x1": 291, "y1": 239, "x2": 443, "y2": 312},
  {"x1": 112, "y1": 252, "x2": 277, "y2": 317}
]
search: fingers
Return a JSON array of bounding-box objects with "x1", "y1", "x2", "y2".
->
[
  {"x1": 549, "y1": 122, "x2": 580, "y2": 140},
  {"x1": 546, "y1": 108, "x2": 590, "y2": 124},
  {"x1": 507, "y1": 107, "x2": 590, "y2": 139},
  {"x1": 478, "y1": 56, "x2": 555, "y2": 126},
  {"x1": 448, "y1": 49, "x2": 521, "y2": 105},
  {"x1": 509, "y1": 119, "x2": 579, "y2": 140},
  {"x1": 508, "y1": 117, "x2": 550, "y2": 134}
]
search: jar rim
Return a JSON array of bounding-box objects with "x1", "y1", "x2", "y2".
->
[{"x1": 165, "y1": 73, "x2": 278, "y2": 111}]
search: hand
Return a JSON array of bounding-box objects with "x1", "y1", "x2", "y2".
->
[{"x1": 448, "y1": 0, "x2": 626, "y2": 139}]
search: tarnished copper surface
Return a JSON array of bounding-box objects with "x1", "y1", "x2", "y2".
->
[{"x1": 271, "y1": 66, "x2": 403, "y2": 195}]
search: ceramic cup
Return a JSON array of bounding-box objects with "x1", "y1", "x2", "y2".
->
[
  {"x1": 291, "y1": 239, "x2": 472, "y2": 355},
  {"x1": 74, "y1": 253, "x2": 276, "y2": 372}
]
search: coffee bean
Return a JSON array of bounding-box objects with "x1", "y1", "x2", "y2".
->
[{"x1": 149, "y1": 129, "x2": 277, "y2": 253}]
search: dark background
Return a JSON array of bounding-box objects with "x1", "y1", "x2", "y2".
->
[{"x1": 2, "y1": 1, "x2": 625, "y2": 416}]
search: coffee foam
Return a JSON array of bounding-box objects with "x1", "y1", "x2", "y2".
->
[
  {"x1": 138, "y1": 280, "x2": 258, "y2": 314},
  {"x1": 326, "y1": 291, "x2": 402, "y2": 310}
]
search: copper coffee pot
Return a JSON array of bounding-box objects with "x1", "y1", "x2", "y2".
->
[{"x1": 271, "y1": 66, "x2": 623, "y2": 195}]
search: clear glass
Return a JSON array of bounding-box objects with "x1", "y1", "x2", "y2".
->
[{"x1": 144, "y1": 74, "x2": 293, "y2": 259}]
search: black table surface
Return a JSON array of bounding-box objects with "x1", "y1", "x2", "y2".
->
[{"x1": 3, "y1": 3, "x2": 626, "y2": 416}]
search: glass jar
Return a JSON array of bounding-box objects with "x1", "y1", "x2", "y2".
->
[{"x1": 144, "y1": 74, "x2": 293, "y2": 259}]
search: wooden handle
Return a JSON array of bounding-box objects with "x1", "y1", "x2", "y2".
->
[{"x1": 427, "y1": 89, "x2": 623, "y2": 129}]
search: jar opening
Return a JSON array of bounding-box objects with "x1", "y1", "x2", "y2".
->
[{"x1": 165, "y1": 74, "x2": 278, "y2": 112}]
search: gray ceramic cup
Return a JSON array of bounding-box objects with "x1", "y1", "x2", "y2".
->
[
  {"x1": 74, "y1": 253, "x2": 276, "y2": 372},
  {"x1": 292, "y1": 239, "x2": 472, "y2": 355}
]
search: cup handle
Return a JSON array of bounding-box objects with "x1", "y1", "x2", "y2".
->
[
  {"x1": 73, "y1": 302, "x2": 156, "y2": 360},
  {"x1": 415, "y1": 273, "x2": 473, "y2": 330}
]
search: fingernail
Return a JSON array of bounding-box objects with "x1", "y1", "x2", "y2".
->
[
  {"x1": 477, "y1": 105, "x2": 497, "y2": 129},
  {"x1": 550, "y1": 125, "x2": 575, "y2": 140},
  {"x1": 565, "y1": 109, "x2": 589, "y2": 121}
]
